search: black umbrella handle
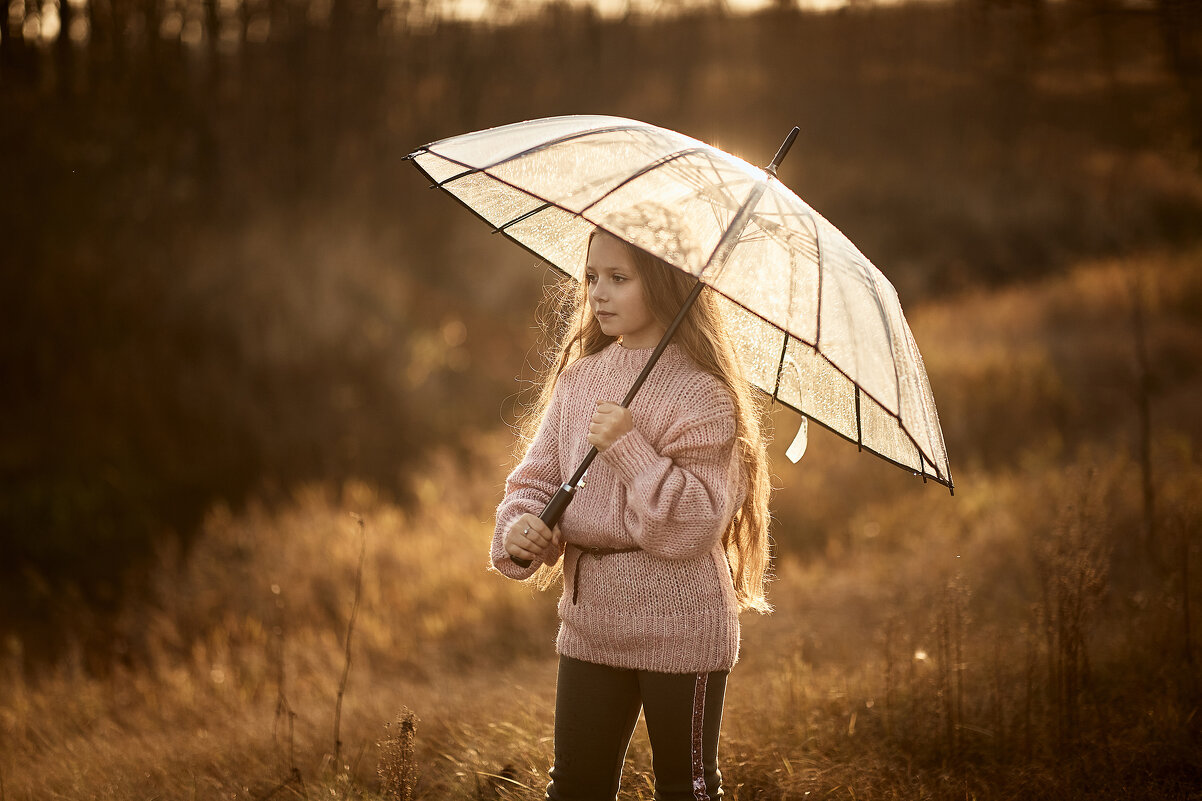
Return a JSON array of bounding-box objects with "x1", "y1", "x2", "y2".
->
[
  {"x1": 510, "y1": 446, "x2": 597, "y2": 568},
  {"x1": 509, "y1": 481, "x2": 579, "y2": 569}
]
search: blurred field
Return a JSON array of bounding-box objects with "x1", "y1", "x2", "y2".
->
[
  {"x1": 3, "y1": 246, "x2": 1201, "y2": 799},
  {"x1": 4, "y1": 0, "x2": 1202, "y2": 797}
]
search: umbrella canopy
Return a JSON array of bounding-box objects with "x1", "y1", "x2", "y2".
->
[{"x1": 408, "y1": 115, "x2": 953, "y2": 492}]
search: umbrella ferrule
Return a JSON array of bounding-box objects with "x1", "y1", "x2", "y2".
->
[{"x1": 766, "y1": 126, "x2": 800, "y2": 176}]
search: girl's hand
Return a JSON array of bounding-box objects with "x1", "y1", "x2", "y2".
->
[
  {"x1": 588, "y1": 401, "x2": 633, "y2": 452},
  {"x1": 504, "y1": 513, "x2": 563, "y2": 565}
]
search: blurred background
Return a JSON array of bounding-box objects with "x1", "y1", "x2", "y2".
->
[{"x1": 2, "y1": 0, "x2": 1202, "y2": 797}]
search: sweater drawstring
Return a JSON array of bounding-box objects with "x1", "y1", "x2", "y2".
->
[{"x1": 570, "y1": 544, "x2": 642, "y2": 604}]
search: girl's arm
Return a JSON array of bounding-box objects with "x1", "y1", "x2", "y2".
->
[
  {"x1": 601, "y1": 381, "x2": 740, "y2": 561},
  {"x1": 491, "y1": 380, "x2": 566, "y2": 579}
]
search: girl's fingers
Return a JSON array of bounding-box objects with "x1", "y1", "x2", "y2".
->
[
  {"x1": 511, "y1": 515, "x2": 551, "y2": 548},
  {"x1": 588, "y1": 404, "x2": 631, "y2": 452},
  {"x1": 505, "y1": 514, "x2": 561, "y2": 564},
  {"x1": 505, "y1": 527, "x2": 538, "y2": 560},
  {"x1": 524, "y1": 515, "x2": 553, "y2": 544},
  {"x1": 506, "y1": 519, "x2": 564, "y2": 564},
  {"x1": 506, "y1": 541, "x2": 537, "y2": 561}
]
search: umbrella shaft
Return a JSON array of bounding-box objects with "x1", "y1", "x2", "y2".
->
[
  {"x1": 511, "y1": 280, "x2": 706, "y2": 568},
  {"x1": 552, "y1": 280, "x2": 705, "y2": 511},
  {"x1": 619, "y1": 280, "x2": 705, "y2": 404}
]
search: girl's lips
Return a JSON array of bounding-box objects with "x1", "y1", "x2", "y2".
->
[{"x1": 596, "y1": 311, "x2": 615, "y2": 318}]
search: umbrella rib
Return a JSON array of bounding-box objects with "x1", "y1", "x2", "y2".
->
[
  {"x1": 410, "y1": 156, "x2": 576, "y2": 243},
  {"x1": 428, "y1": 123, "x2": 661, "y2": 188},
  {"x1": 873, "y1": 270, "x2": 908, "y2": 427},
  {"x1": 487, "y1": 123, "x2": 660, "y2": 171},
  {"x1": 817, "y1": 223, "x2": 902, "y2": 418},
  {"x1": 817, "y1": 226, "x2": 825, "y2": 347},
  {"x1": 898, "y1": 318, "x2": 949, "y2": 481},
  {"x1": 855, "y1": 387, "x2": 863, "y2": 452},
  {"x1": 698, "y1": 157, "x2": 756, "y2": 243},
  {"x1": 698, "y1": 158, "x2": 738, "y2": 233},
  {"x1": 410, "y1": 158, "x2": 578, "y2": 278},
  {"x1": 423, "y1": 121, "x2": 660, "y2": 172},
  {"x1": 434, "y1": 146, "x2": 713, "y2": 224},
  {"x1": 699, "y1": 171, "x2": 773, "y2": 281},
  {"x1": 434, "y1": 165, "x2": 480, "y2": 189},
  {"x1": 577, "y1": 147, "x2": 710, "y2": 217},
  {"x1": 755, "y1": 314, "x2": 949, "y2": 485},
  {"x1": 766, "y1": 387, "x2": 952, "y2": 489},
  {"x1": 771, "y1": 332, "x2": 790, "y2": 401},
  {"x1": 716, "y1": 292, "x2": 929, "y2": 450},
  {"x1": 601, "y1": 216, "x2": 943, "y2": 480},
  {"x1": 795, "y1": 202, "x2": 825, "y2": 347},
  {"x1": 494, "y1": 202, "x2": 553, "y2": 233}
]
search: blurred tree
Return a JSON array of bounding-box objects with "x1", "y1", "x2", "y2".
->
[
  {"x1": 1, "y1": 0, "x2": 30, "y2": 78},
  {"x1": 1158, "y1": 0, "x2": 1202, "y2": 153},
  {"x1": 56, "y1": 0, "x2": 76, "y2": 93},
  {"x1": 203, "y1": 0, "x2": 219, "y2": 66},
  {"x1": 1, "y1": 0, "x2": 11, "y2": 70}
]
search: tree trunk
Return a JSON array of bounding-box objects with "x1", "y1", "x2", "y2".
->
[
  {"x1": 1, "y1": 0, "x2": 27, "y2": 80},
  {"x1": 1157, "y1": 0, "x2": 1202, "y2": 155},
  {"x1": 56, "y1": 0, "x2": 74, "y2": 94}
]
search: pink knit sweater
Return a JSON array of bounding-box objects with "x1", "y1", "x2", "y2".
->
[{"x1": 491, "y1": 342, "x2": 744, "y2": 674}]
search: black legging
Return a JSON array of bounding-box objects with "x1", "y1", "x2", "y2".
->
[{"x1": 546, "y1": 655, "x2": 728, "y2": 801}]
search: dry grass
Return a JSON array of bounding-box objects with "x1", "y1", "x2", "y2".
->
[{"x1": 2, "y1": 251, "x2": 1201, "y2": 799}]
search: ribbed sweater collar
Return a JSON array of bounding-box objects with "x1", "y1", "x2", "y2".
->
[{"x1": 600, "y1": 341, "x2": 680, "y2": 371}]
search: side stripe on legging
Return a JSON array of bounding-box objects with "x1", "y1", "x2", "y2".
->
[{"x1": 691, "y1": 672, "x2": 709, "y2": 801}]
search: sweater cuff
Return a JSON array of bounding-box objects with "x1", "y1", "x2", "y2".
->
[
  {"x1": 600, "y1": 427, "x2": 662, "y2": 484},
  {"x1": 493, "y1": 553, "x2": 542, "y2": 581}
]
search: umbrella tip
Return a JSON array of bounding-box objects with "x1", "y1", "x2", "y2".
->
[{"x1": 766, "y1": 126, "x2": 800, "y2": 176}]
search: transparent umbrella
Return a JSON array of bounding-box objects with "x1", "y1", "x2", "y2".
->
[{"x1": 408, "y1": 115, "x2": 953, "y2": 560}]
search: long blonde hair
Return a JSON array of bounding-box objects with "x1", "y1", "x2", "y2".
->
[{"x1": 518, "y1": 229, "x2": 773, "y2": 613}]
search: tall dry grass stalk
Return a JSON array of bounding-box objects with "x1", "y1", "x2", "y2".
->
[
  {"x1": 270, "y1": 590, "x2": 299, "y2": 779},
  {"x1": 378, "y1": 709, "x2": 418, "y2": 801},
  {"x1": 1178, "y1": 511, "x2": 1195, "y2": 666},
  {"x1": 333, "y1": 514, "x2": 368, "y2": 773},
  {"x1": 934, "y1": 574, "x2": 970, "y2": 760},
  {"x1": 1032, "y1": 467, "x2": 1110, "y2": 755},
  {"x1": 1129, "y1": 268, "x2": 1156, "y2": 551}
]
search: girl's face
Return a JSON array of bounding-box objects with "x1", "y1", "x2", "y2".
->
[{"x1": 585, "y1": 234, "x2": 666, "y2": 350}]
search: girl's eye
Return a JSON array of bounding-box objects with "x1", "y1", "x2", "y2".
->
[
  {"x1": 612, "y1": 275, "x2": 626, "y2": 283},
  {"x1": 585, "y1": 273, "x2": 597, "y2": 284}
]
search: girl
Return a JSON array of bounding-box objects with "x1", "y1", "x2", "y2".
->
[{"x1": 491, "y1": 227, "x2": 772, "y2": 801}]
